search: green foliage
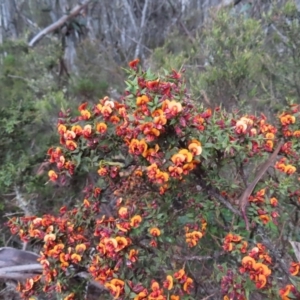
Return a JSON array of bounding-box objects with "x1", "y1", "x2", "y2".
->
[{"x1": 151, "y1": 1, "x2": 300, "y2": 116}]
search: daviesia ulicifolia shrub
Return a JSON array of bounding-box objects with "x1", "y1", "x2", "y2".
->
[{"x1": 7, "y1": 60, "x2": 300, "y2": 299}]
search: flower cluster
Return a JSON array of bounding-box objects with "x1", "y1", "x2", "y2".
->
[
  {"x1": 239, "y1": 243, "x2": 272, "y2": 289},
  {"x1": 275, "y1": 157, "x2": 296, "y2": 175},
  {"x1": 248, "y1": 188, "x2": 280, "y2": 225},
  {"x1": 234, "y1": 114, "x2": 277, "y2": 151},
  {"x1": 184, "y1": 220, "x2": 206, "y2": 247},
  {"x1": 223, "y1": 233, "x2": 248, "y2": 253}
]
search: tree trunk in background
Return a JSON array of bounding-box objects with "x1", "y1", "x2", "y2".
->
[{"x1": 0, "y1": 0, "x2": 299, "y2": 72}]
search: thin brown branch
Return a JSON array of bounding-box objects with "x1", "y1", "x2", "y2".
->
[{"x1": 28, "y1": 0, "x2": 91, "y2": 47}]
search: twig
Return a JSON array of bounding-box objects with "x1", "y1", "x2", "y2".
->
[
  {"x1": 7, "y1": 75, "x2": 29, "y2": 82},
  {"x1": 269, "y1": 24, "x2": 289, "y2": 45},
  {"x1": 3, "y1": 212, "x2": 24, "y2": 217},
  {"x1": 173, "y1": 255, "x2": 213, "y2": 261},
  {"x1": 29, "y1": 0, "x2": 91, "y2": 47}
]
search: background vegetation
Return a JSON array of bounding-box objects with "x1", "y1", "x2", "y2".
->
[{"x1": 0, "y1": 0, "x2": 300, "y2": 299}]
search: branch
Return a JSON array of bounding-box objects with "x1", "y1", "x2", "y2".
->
[
  {"x1": 0, "y1": 272, "x2": 40, "y2": 280},
  {"x1": 238, "y1": 139, "x2": 284, "y2": 230},
  {"x1": 0, "y1": 264, "x2": 42, "y2": 273},
  {"x1": 28, "y1": 0, "x2": 91, "y2": 47},
  {"x1": 76, "y1": 272, "x2": 107, "y2": 291},
  {"x1": 14, "y1": 185, "x2": 32, "y2": 216},
  {"x1": 134, "y1": 0, "x2": 150, "y2": 58},
  {"x1": 123, "y1": 0, "x2": 138, "y2": 34}
]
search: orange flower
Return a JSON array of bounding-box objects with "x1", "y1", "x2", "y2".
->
[
  {"x1": 78, "y1": 102, "x2": 88, "y2": 111},
  {"x1": 44, "y1": 233, "x2": 56, "y2": 243},
  {"x1": 280, "y1": 113, "x2": 296, "y2": 126},
  {"x1": 253, "y1": 262, "x2": 271, "y2": 277},
  {"x1": 285, "y1": 164, "x2": 296, "y2": 175},
  {"x1": 80, "y1": 109, "x2": 91, "y2": 120},
  {"x1": 162, "y1": 99, "x2": 182, "y2": 116},
  {"x1": 65, "y1": 140, "x2": 77, "y2": 151},
  {"x1": 48, "y1": 170, "x2": 58, "y2": 181},
  {"x1": 170, "y1": 296, "x2": 180, "y2": 300},
  {"x1": 255, "y1": 274, "x2": 267, "y2": 289},
  {"x1": 155, "y1": 171, "x2": 169, "y2": 184},
  {"x1": 129, "y1": 58, "x2": 140, "y2": 68},
  {"x1": 240, "y1": 241, "x2": 248, "y2": 253},
  {"x1": 64, "y1": 130, "x2": 76, "y2": 140},
  {"x1": 71, "y1": 125, "x2": 82, "y2": 136},
  {"x1": 147, "y1": 164, "x2": 159, "y2": 180},
  {"x1": 110, "y1": 115, "x2": 120, "y2": 124},
  {"x1": 279, "y1": 284, "x2": 295, "y2": 299},
  {"x1": 223, "y1": 242, "x2": 233, "y2": 252},
  {"x1": 270, "y1": 197, "x2": 278, "y2": 206},
  {"x1": 134, "y1": 290, "x2": 148, "y2": 300},
  {"x1": 224, "y1": 233, "x2": 242, "y2": 243},
  {"x1": 174, "y1": 269, "x2": 185, "y2": 280},
  {"x1": 152, "y1": 109, "x2": 164, "y2": 117},
  {"x1": 293, "y1": 130, "x2": 300, "y2": 137},
  {"x1": 57, "y1": 124, "x2": 67, "y2": 135},
  {"x1": 183, "y1": 277, "x2": 193, "y2": 293},
  {"x1": 75, "y1": 243, "x2": 86, "y2": 253},
  {"x1": 235, "y1": 120, "x2": 248, "y2": 134},
  {"x1": 82, "y1": 124, "x2": 92, "y2": 138},
  {"x1": 171, "y1": 153, "x2": 186, "y2": 166},
  {"x1": 104, "y1": 238, "x2": 118, "y2": 252},
  {"x1": 179, "y1": 149, "x2": 193, "y2": 163},
  {"x1": 136, "y1": 95, "x2": 150, "y2": 106},
  {"x1": 118, "y1": 207, "x2": 129, "y2": 218},
  {"x1": 266, "y1": 132, "x2": 275, "y2": 140},
  {"x1": 149, "y1": 227, "x2": 161, "y2": 237},
  {"x1": 259, "y1": 214, "x2": 270, "y2": 224},
  {"x1": 105, "y1": 279, "x2": 124, "y2": 299},
  {"x1": 22, "y1": 278, "x2": 34, "y2": 292},
  {"x1": 154, "y1": 114, "x2": 167, "y2": 127},
  {"x1": 59, "y1": 253, "x2": 69, "y2": 268},
  {"x1": 64, "y1": 293, "x2": 75, "y2": 300},
  {"x1": 186, "y1": 231, "x2": 203, "y2": 247},
  {"x1": 241, "y1": 256, "x2": 256, "y2": 270},
  {"x1": 163, "y1": 275, "x2": 173, "y2": 290},
  {"x1": 290, "y1": 262, "x2": 300, "y2": 276},
  {"x1": 168, "y1": 166, "x2": 183, "y2": 179},
  {"x1": 128, "y1": 249, "x2": 139, "y2": 262},
  {"x1": 130, "y1": 215, "x2": 142, "y2": 228},
  {"x1": 188, "y1": 140, "x2": 202, "y2": 156},
  {"x1": 101, "y1": 105, "x2": 113, "y2": 117},
  {"x1": 129, "y1": 139, "x2": 148, "y2": 156},
  {"x1": 265, "y1": 139, "x2": 274, "y2": 151},
  {"x1": 104, "y1": 99, "x2": 115, "y2": 108},
  {"x1": 98, "y1": 167, "x2": 108, "y2": 176},
  {"x1": 115, "y1": 236, "x2": 129, "y2": 252},
  {"x1": 146, "y1": 79, "x2": 160, "y2": 89},
  {"x1": 71, "y1": 253, "x2": 82, "y2": 263},
  {"x1": 240, "y1": 116, "x2": 254, "y2": 126}
]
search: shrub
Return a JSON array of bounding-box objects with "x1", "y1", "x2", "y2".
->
[{"x1": 7, "y1": 60, "x2": 300, "y2": 299}]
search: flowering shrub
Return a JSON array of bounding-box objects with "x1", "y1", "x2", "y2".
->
[{"x1": 7, "y1": 60, "x2": 300, "y2": 299}]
